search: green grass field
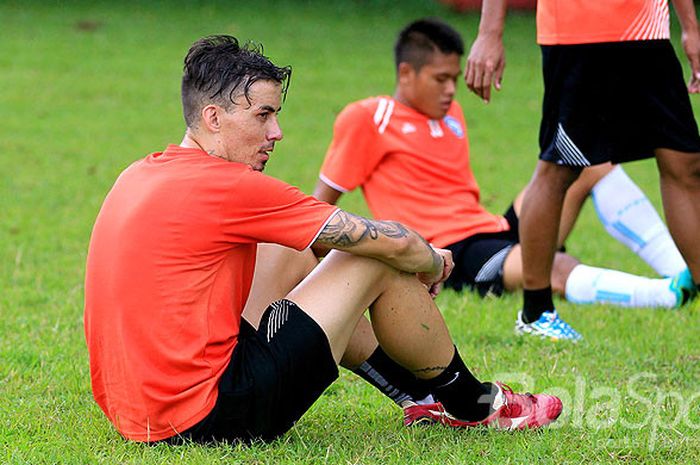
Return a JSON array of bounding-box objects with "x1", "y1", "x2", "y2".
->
[{"x1": 2, "y1": 1, "x2": 699, "y2": 463}]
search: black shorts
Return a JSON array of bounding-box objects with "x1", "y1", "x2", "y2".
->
[
  {"x1": 540, "y1": 40, "x2": 700, "y2": 167},
  {"x1": 170, "y1": 299, "x2": 338, "y2": 444},
  {"x1": 445, "y1": 205, "x2": 519, "y2": 297}
]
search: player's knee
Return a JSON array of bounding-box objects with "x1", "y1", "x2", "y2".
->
[
  {"x1": 680, "y1": 157, "x2": 700, "y2": 186},
  {"x1": 326, "y1": 249, "x2": 403, "y2": 283},
  {"x1": 659, "y1": 151, "x2": 700, "y2": 188},
  {"x1": 551, "y1": 252, "x2": 579, "y2": 294},
  {"x1": 533, "y1": 163, "x2": 581, "y2": 191}
]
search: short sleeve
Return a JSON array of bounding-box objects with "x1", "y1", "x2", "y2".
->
[
  {"x1": 221, "y1": 170, "x2": 338, "y2": 250},
  {"x1": 320, "y1": 101, "x2": 385, "y2": 192}
]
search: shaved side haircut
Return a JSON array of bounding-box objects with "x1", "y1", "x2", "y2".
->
[
  {"x1": 394, "y1": 18, "x2": 464, "y2": 71},
  {"x1": 181, "y1": 35, "x2": 292, "y2": 128}
]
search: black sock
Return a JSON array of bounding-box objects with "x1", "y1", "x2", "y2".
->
[
  {"x1": 423, "y1": 347, "x2": 493, "y2": 422},
  {"x1": 353, "y1": 346, "x2": 430, "y2": 406},
  {"x1": 522, "y1": 286, "x2": 554, "y2": 323}
]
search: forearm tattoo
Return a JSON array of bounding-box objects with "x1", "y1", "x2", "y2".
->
[{"x1": 318, "y1": 211, "x2": 408, "y2": 247}]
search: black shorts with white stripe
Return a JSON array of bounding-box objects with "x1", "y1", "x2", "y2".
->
[
  {"x1": 539, "y1": 40, "x2": 700, "y2": 167},
  {"x1": 168, "y1": 299, "x2": 338, "y2": 444},
  {"x1": 445, "y1": 205, "x2": 519, "y2": 297}
]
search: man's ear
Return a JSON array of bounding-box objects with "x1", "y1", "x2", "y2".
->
[
  {"x1": 200, "y1": 104, "x2": 222, "y2": 133},
  {"x1": 397, "y1": 62, "x2": 415, "y2": 85}
]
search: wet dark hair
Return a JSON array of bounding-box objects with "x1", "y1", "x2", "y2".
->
[
  {"x1": 181, "y1": 35, "x2": 292, "y2": 127},
  {"x1": 394, "y1": 18, "x2": 464, "y2": 71}
]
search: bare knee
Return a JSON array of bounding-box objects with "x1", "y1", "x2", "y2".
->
[
  {"x1": 243, "y1": 245, "x2": 319, "y2": 326},
  {"x1": 551, "y1": 252, "x2": 579, "y2": 295},
  {"x1": 531, "y1": 161, "x2": 582, "y2": 192},
  {"x1": 657, "y1": 149, "x2": 700, "y2": 188},
  {"x1": 303, "y1": 250, "x2": 405, "y2": 297}
]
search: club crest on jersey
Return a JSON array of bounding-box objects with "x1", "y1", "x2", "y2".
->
[
  {"x1": 443, "y1": 116, "x2": 464, "y2": 138},
  {"x1": 401, "y1": 122, "x2": 417, "y2": 134}
]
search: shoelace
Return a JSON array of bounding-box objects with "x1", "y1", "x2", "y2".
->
[
  {"x1": 554, "y1": 318, "x2": 577, "y2": 336},
  {"x1": 499, "y1": 383, "x2": 536, "y2": 417}
]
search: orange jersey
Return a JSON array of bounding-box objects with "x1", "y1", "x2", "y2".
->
[
  {"x1": 320, "y1": 97, "x2": 509, "y2": 249},
  {"x1": 85, "y1": 145, "x2": 337, "y2": 442},
  {"x1": 537, "y1": 0, "x2": 670, "y2": 45}
]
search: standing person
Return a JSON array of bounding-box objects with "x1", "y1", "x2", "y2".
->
[
  {"x1": 314, "y1": 18, "x2": 694, "y2": 344},
  {"x1": 84, "y1": 35, "x2": 562, "y2": 444},
  {"x1": 556, "y1": 164, "x2": 688, "y2": 279},
  {"x1": 465, "y1": 0, "x2": 700, "y2": 339}
]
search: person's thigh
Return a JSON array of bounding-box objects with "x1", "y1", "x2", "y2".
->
[
  {"x1": 182, "y1": 304, "x2": 339, "y2": 443},
  {"x1": 557, "y1": 163, "x2": 616, "y2": 247},
  {"x1": 447, "y1": 235, "x2": 517, "y2": 297},
  {"x1": 502, "y1": 244, "x2": 523, "y2": 293},
  {"x1": 655, "y1": 148, "x2": 700, "y2": 183},
  {"x1": 539, "y1": 44, "x2": 615, "y2": 167},
  {"x1": 242, "y1": 243, "x2": 318, "y2": 327},
  {"x1": 286, "y1": 250, "x2": 395, "y2": 363},
  {"x1": 248, "y1": 301, "x2": 339, "y2": 440},
  {"x1": 539, "y1": 43, "x2": 673, "y2": 167},
  {"x1": 639, "y1": 41, "x2": 700, "y2": 156}
]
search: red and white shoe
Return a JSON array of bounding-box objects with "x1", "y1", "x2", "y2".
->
[{"x1": 403, "y1": 381, "x2": 562, "y2": 430}]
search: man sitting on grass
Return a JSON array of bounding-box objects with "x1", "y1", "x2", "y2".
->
[
  {"x1": 83, "y1": 35, "x2": 562, "y2": 444},
  {"x1": 314, "y1": 18, "x2": 695, "y2": 344}
]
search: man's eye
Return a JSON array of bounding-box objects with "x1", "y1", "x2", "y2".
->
[{"x1": 258, "y1": 113, "x2": 269, "y2": 120}]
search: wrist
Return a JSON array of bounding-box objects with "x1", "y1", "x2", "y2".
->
[
  {"x1": 477, "y1": 27, "x2": 504, "y2": 38},
  {"x1": 431, "y1": 251, "x2": 444, "y2": 278}
]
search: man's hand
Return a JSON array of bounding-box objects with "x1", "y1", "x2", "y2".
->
[
  {"x1": 672, "y1": 0, "x2": 700, "y2": 92},
  {"x1": 416, "y1": 247, "x2": 454, "y2": 298},
  {"x1": 465, "y1": 32, "x2": 505, "y2": 103},
  {"x1": 682, "y1": 29, "x2": 700, "y2": 93}
]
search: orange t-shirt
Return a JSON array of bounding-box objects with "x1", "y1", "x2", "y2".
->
[
  {"x1": 320, "y1": 97, "x2": 509, "y2": 249},
  {"x1": 537, "y1": 0, "x2": 670, "y2": 45},
  {"x1": 84, "y1": 145, "x2": 338, "y2": 442}
]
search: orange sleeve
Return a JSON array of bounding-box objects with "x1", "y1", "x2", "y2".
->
[
  {"x1": 221, "y1": 170, "x2": 338, "y2": 250},
  {"x1": 320, "y1": 102, "x2": 384, "y2": 192}
]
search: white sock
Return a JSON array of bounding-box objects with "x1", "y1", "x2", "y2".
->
[
  {"x1": 591, "y1": 166, "x2": 686, "y2": 277},
  {"x1": 565, "y1": 264, "x2": 677, "y2": 308}
]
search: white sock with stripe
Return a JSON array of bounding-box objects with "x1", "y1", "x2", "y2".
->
[
  {"x1": 565, "y1": 264, "x2": 677, "y2": 308},
  {"x1": 591, "y1": 166, "x2": 686, "y2": 277}
]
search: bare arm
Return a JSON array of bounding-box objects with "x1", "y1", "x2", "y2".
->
[
  {"x1": 672, "y1": 0, "x2": 700, "y2": 93},
  {"x1": 313, "y1": 179, "x2": 343, "y2": 205},
  {"x1": 315, "y1": 210, "x2": 453, "y2": 287},
  {"x1": 465, "y1": 0, "x2": 508, "y2": 102},
  {"x1": 311, "y1": 179, "x2": 344, "y2": 257}
]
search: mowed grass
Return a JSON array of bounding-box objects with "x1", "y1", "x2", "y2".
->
[{"x1": 1, "y1": 1, "x2": 699, "y2": 463}]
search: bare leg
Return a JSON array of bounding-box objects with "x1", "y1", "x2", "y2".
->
[
  {"x1": 340, "y1": 317, "x2": 377, "y2": 369},
  {"x1": 514, "y1": 163, "x2": 614, "y2": 249},
  {"x1": 242, "y1": 244, "x2": 380, "y2": 368},
  {"x1": 655, "y1": 148, "x2": 700, "y2": 283},
  {"x1": 519, "y1": 161, "x2": 580, "y2": 290},
  {"x1": 557, "y1": 163, "x2": 615, "y2": 247},
  {"x1": 287, "y1": 251, "x2": 454, "y2": 377},
  {"x1": 283, "y1": 253, "x2": 562, "y2": 425},
  {"x1": 242, "y1": 243, "x2": 317, "y2": 327},
  {"x1": 502, "y1": 244, "x2": 579, "y2": 296}
]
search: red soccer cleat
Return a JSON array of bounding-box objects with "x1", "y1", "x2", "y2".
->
[{"x1": 403, "y1": 381, "x2": 562, "y2": 430}]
